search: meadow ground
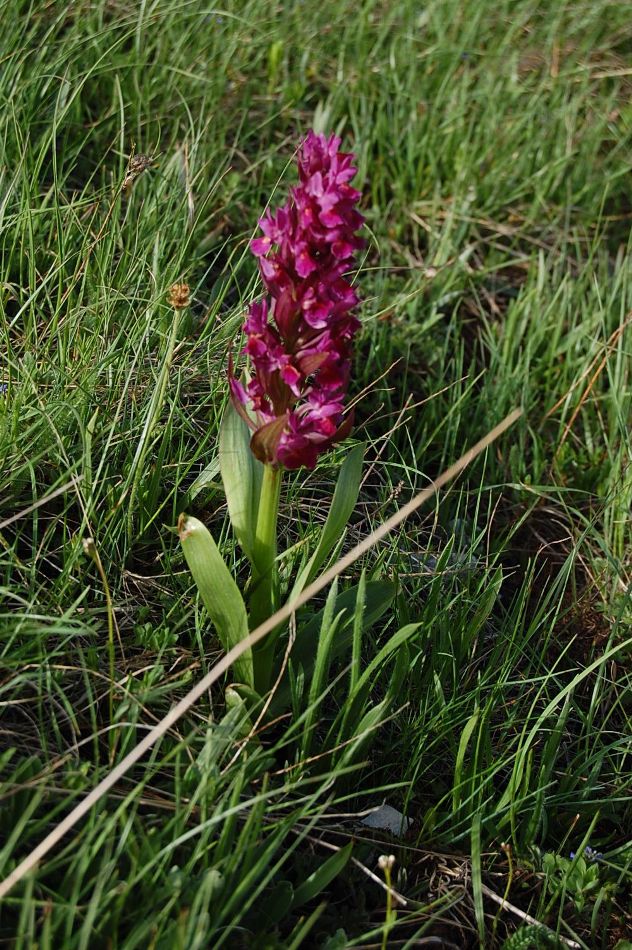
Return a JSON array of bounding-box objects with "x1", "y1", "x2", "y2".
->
[{"x1": 0, "y1": 1, "x2": 631, "y2": 947}]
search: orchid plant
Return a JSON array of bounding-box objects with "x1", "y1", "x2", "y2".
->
[{"x1": 178, "y1": 133, "x2": 400, "y2": 708}]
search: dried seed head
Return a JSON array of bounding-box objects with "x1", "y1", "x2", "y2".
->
[
  {"x1": 168, "y1": 282, "x2": 190, "y2": 310},
  {"x1": 122, "y1": 153, "x2": 155, "y2": 192}
]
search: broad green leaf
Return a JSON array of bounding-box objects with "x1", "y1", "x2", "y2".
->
[
  {"x1": 292, "y1": 443, "x2": 365, "y2": 597},
  {"x1": 292, "y1": 842, "x2": 353, "y2": 909},
  {"x1": 178, "y1": 514, "x2": 253, "y2": 687},
  {"x1": 219, "y1": 401, "x2": 263, "y2": 565}
]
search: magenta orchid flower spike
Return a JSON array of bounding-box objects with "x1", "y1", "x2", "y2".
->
[{"x1": 230, "y1": 131, "x2": 364, "y2": 470}]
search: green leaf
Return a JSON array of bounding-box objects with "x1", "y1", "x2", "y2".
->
[
  {"x1": 338, "y1": 623, "x2": 421, "y2": 741},
  {"x1": 350, "y1": 569, "x2": 366, "y2": 693},
  {"x1": 470, "y1": 811, "x2": 485, "y2": 947},
  {"x1": 301, "y1": 578, "x2": 342, "y2": 759},
  {"x1": 351, "y1": 623, "x2": 421, "y2": 702},
  {"x1": 453, "y1": 709, "x2": 480, "y2": 814},
  {"x1": 268, "y1": 580, "x2": 396, "y2": 717},
  {"x1": 276, "y1": 578, "x2": 394, "y2": 681},
  {"x1": 468, "y1": 567, "x2": 502, "y2": 640},
  {"x1": 292, "y1": 443, "x2": 365, "y2": 597},
  {"x1": 219, "y1": 401, "x2": 263, "y2": 566},
  {"x1": 386, "y1": 638, "x2": 410, "y2": 702},
  {"x1": 257, "y1": 880, "x2": 294, "y2": 928},
  {"x1": 336, "y1": 699, "x2": 389, "y2": 768},
  {"x1": 188, "y1": 456, "x2": 221, "y2": 500},
  {"x1": 286, "y1": 904, "x2": 327, "y2": 950},
  {"x1": 292, "y1": 842, "x2": 353, "y2": 909},
  {"x1": 224, "y1": 685, "x2": 260, "y2": 738},
  {"x1": 178, "y1": 514, "x2": 254, "y2": 688},
  {"x1": 308, "y1": 579, "x2": 340, "y2": 704},
  {"x1": 321, "y1": 929, "x2": 348, "y2": 950}
]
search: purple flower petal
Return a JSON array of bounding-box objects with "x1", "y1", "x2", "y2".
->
[{"x1": 250, "y1": 236, "x2": 272, "y2": 256}]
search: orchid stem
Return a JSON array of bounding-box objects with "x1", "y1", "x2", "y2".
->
[{"x1": 250, "y1": 463, "x2": 282, "y2": 694}]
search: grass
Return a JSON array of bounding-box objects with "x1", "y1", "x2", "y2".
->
[{"x1": 1, "y1": 0, "x2": 631, "y2": 946}]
